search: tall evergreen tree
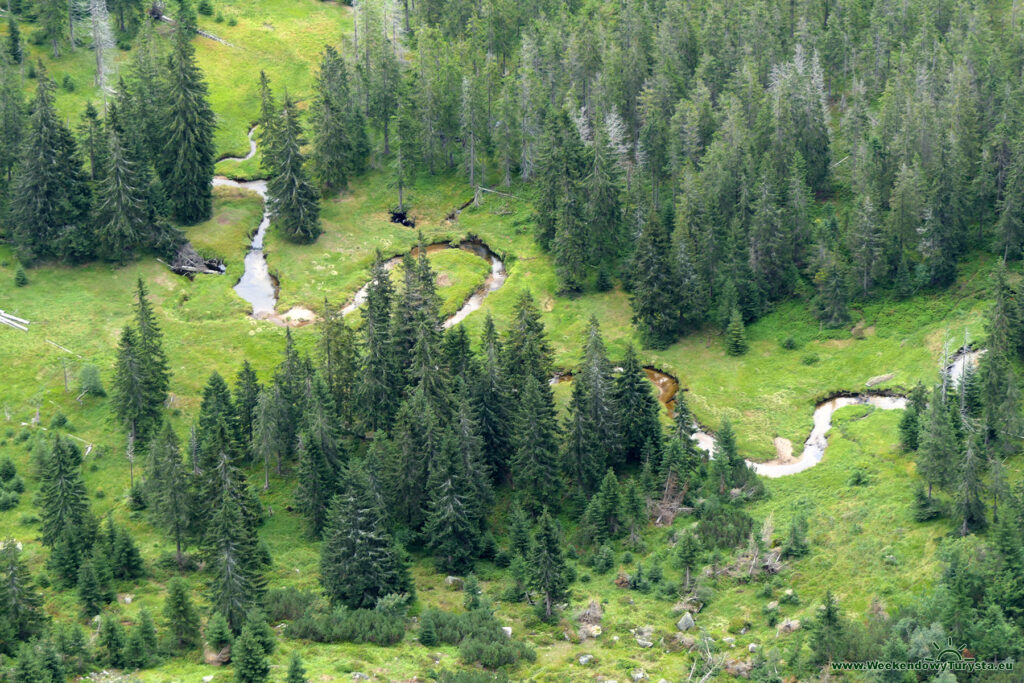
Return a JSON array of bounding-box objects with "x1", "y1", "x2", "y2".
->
[
  {"x1": 320, "y1": 463, "x2": 412, "y2": 609},
  {"x1": 614, "y1": 345, "x2": 662, "y2": 467},
  {"x1": 528, "y1": 508, "x2": 569, "y2": 620},
  {"x1": 564, "y1": 318, "x2": 618, "y2": 491},
  {"x1": 424, "y1": 429, "x2": 480, "y2": 573},
  {"x1": 357, "y1": 252, "x2": 400, "y2": 431},
  {"x1": 630, "y1": 210, "x2": 680, "y2": 348},
  {"x1": 163, "y1": 577, "x2": 201, "y2": 652},
  {"x1": 93, "y1": 128, "x2": 154, "y2": 262},
  {"x1": 149, "y1": 422, "x2": 191, "y2": 567},
  {"x1": 472, "y1": 314, "x2": 513, "y2": 481},
  {"x1": 266, "y1": 94, "x2": 321, "y2": 243},
  {"x1": 233, "y1": 623, "x2": 270, "y2": 683},
  {"x1": 295, "y1": 431, "x2": 337, "y2": 539},
  {"x1": 955, "y1": 438, "x2": 988, "y2": 536},
  {"x1": 502, "y1": 290, "x2": 554, "y2": 391},
  {"x1": 159, "y1": 0, "x2": 215, "y2": 224},
  {"x1": 0, "y1": 540, "x2": 45, "y2": 642},
  {"x1": 10, "y1": 71, "x2": 92, "y2": 262},
  {"x1": 38, "y1": 435, "x2": 93, "y2": 549},
  {"x1": 511, "y1": 374, "x2": 561, "y2": 512},
  {"x1": 917, "y1": 385, "x2": 958, "y2": 500},
  {"x1": 309, "y1": 46, "x2": 368, "y2": 190}
]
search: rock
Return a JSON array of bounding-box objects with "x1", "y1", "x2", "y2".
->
[
  {"x1": 766, "y1": 600, "x2": 779, "y2": 610},
  {"x1": 675, "y1": 634, "x2": 697, "y2": 651},
  {"x1": 614, "y1": 571, "x2": 630, "y2": 588},
  {"x1": 748, "y1": 643, "x2": 759, "y2": 653},
  {"x1": 501, "y1": 626, "x2": 512, "y2": 638},
  {"x1": 202, "y1": 677, "x2": 214, "y2": 683},
  {"x1": 578, "y1": 654, "x2": 594, "y2": 666},
  {"x1": 724, "y1": 659, "x2": 753, "y2": 678},
  {"x1": 676, "y1": 613, "x2": 695, "y2": 631},
  {"x1": 777, "y1": 618, "x2": 801, "y2": 634},
  {"x1": 630, "y1": 668, "x2": 647, "y2": 681},
  {"x1": 351, "y1": 674, "x2": 369, "y2": 681},
  {"x1": 612, "y1": 635, "x2": 620, "y2": 643},
  {"x1": 444, "y1": 576, "x2": 463, "y2": 590},
  {"x1": 203, "y1": 646, "x2": 231, "y2": 666},
  {"x1": 579, "y1": 599, "x2": 603, "y2": 625},
  {"x1": 723, "y1": 636, "x2": 736, "y2": 647},
  {"x1": 783, "y1": 588, "x2": 794, "y2": 597},
  {"x1": 635, "y1": 637, "x2": 654, "y2": 648},
  {"x1": 866, "y1": 372, "x2": 895, "y2": 387},
  {"x1": 579, "y1": 624, "x2": 602, "y2": 638}
]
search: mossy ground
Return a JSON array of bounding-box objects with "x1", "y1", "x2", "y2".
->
[{"x1": 0, "y1": 2, "x2": 1018, "y2": 680}]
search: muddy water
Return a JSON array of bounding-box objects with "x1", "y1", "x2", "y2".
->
[
  {"x1": 341, "y1": 239, "x2": 507, "y2": 327},
  {"x1": 211, "y1": 177, "x2": 276, "y2": 318}
]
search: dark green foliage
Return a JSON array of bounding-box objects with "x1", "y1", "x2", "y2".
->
[
  {"x1": 917, "y1": 385, "x2": 957, "y2": 500},
  {"x1": 418, "y1": 607, "x2": 535, "y2": 668},
  {"x1": 159, "y1": 0, "x2": 215, "y2": 224},
  {"x1": 163, "y1": 577, "x2": 201, "y2": 651},
  {"x1": 148, "y1": 421, "x2": 192, "y2": 567},
  {"x1": 955, "y1": 440, "x2": 987, "y2": 537},
  {"x1": 808, "y1": 590, "x2": 846, "y2": 665},
  {"x1": 37, "y1": 435, "x2": 92, "y2": 549},
  {"x1": 6, "y1": 18, "x2": 22, "y2": 64},
  {"x1": 725, "y1": 307, "x2": 748, "y2": 356},
  {"x1": 0, "y1": 540, "x2": 45, "y2": 644},
  {"x1": 510, "y1": 375, "x2": 561, "y2": 512},
  {"x1": 630, "y1": 210, "x2": 680, "y2": 348},
  {"x1": 898, "y1": 383, "x2": 926, "y2": 452},
  {"x1": 232, "y1": 623, "x2": 270, "y2": 683},
  {"x1": 528, "y1": 509, "x2": 569, "y2": 620},
  {"x1": 205, "y1": 611, "x2": 234, "y2": 651},
  {"x1": 14, "y1": 266, "x2": 27, "y2": 287},
  {"x1": 473, "y1": 315, "x2": 513, "y2": 481},
  {"x1": 695, "y1": 498, "x2": 754, "y2": 550},
  {"x1": 613, "y1": 346, "x2": 663, "y2": 467},
  {"x1": 242, "y1": 608, "x2": 276, "y2": 655},
  {"x1": 310, "y1": 46, "x2": 368, "y2": 190},
  {"x1": 77, "y1": 365, "x2": 105, "y2": 397},
  {"x1": 286, "y1": 652, "x2": 308, "y2": 683},
  {"x1": 781, "y1": 513, "x2": 809, "y2": 559},
  {"x1": 424, "y1": 428, "x2": 482, "y2": 574},
  {"x1": 320, "y1": 464, "x2": 412, "y2": 609},
  {"x1": 97, "y1": 613, "x2": 127, "y2": 668},
  {"x1": 266, "y1": 94, "x2": 321, "y2": 243},
  {"x1": 284, "y1": 605, "x2": 407, "y2": 645},
  {"x1": 10, "y1": 72, "x2": 92, "y2": 263}
]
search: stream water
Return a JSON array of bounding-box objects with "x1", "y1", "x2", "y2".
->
[
  {"x1": 210, "y1": 176, "x2": 276, "y2": 318},
  {"x1": 555, "y1": 346, "x2": 985, "y2": 478}
]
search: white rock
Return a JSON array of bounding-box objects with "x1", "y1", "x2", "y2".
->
[
  {"x1": 202, "y1": 677, "x2": 214, "y2": 683},
  {"x1": 749, "y1": 643, "x2": 759, "y2": 653},
  {"x1": 351, "y1": 674, "x2": 369, "y2": 681},
  {"x1": 578, "y1": 654, "x2": 594, "y2": 665},
  {"x1": 676, "y1": 612, "x2": 695, "y2": 631},
  {"x1": 636, "y1": 637, "x2": 654, "y2": 648},
  {"x1": 631, "y1": 668, "x2": 647, "y2": 681},
  {"x1": 501, "y1": 626, "x2": 512, "y2": 638},
  {"x1": 723, "y1": 636, "x2": 736, "y2": 647}
]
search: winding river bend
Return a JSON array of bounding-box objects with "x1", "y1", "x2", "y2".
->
[{"x1": 557, "y1": 347, "x2": 985, "y2": 478}]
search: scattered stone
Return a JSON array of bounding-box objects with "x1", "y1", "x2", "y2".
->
[
  {"x1": 866, "y1": 372, "x2": 895, "y2": 387},
  {"x1": 579, "y1": 599, "x2": 603, "y2": 625},
  {"x1": 614, "y1": 571, "x2": 630, "y2": 588},
  {"x1": 578, "y1": 654, "x2": 594, "y2": 666},
  {"x1": 777, "y1": 618, "x2": 801, "y2": 634},
  {"x1": 724, "y1": 659, "x2": 753, "y2": 678},
  {"x1": 501, "y1": 626, "x2": 512, "y2": 638},
  {"x1": 579, "y1": 624, "x2": 602, "y2": 638},
  {"x1": 748, "y1": 643, "x2": 759, "y2": 653},
  {"x1": 723, "y1": 637, "x2": 736, "y2": 647},
  {"x1": 783, "y1": 588, "x2": 794, "y2": 597},
  {"x1": 202, "y1": 677, "x2": 214, "y2": 683},
  {"x1": 444, "y1": 576, "x2": 463, "y2": 590},
  {"x1": 351, "y1": 674, "x2": 369, "y2": 681},
  {"x1": 118, "y1": 593, "x2": 133, "y2": 605},
  {"x1": 635, "y1": 637, "x2": 654, "y2": 648},
  {"x1": 674, "y1": 634, "x2": 697, "y2": 651},
  {"x1": 766, "y1": 600, "x2": 779, "y2": 610},
  {"x1": 676, "y1": 613, "x2": 695, "y2": 631},
  {"x1": 612, "y1": 635, "x2": 620, "y2": 643},
  {"x1": 630, "y1": 668, "x2": 647, "y2": 681}
]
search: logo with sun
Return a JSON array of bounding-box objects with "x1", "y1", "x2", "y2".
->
[{"x1": 925, "y1": 637, "x2": 975, "y2": 664}]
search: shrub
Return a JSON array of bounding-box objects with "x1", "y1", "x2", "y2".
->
[
  {"x1": 7, "y1": 477, "x2": 24, "y2": 493},
  {"x1": 78, "y1": 365, "x2": 106, "y2": 397},
  {"x1": 592, "y1": 544, "x2": 614, "y2": 574},
  {"x1": 205, "y1": 612, "x2": 233, "y2": 650},
  {"x1": 0, "y1": 458, "x2": 15, "y2": 481},
  {"x1": 417, "y1": 607, "x2": 534, "y2": 669},
  {"x1": 696, "y1": 499, "x2": 754, "y2": 550},
  {"x1": 284, "y1": 606, "x2": 406, "y2": 645},
  {"x1": 197, "y1": 0, "x2": 213, "y2": 14},
  {"x1": 227, "y1": 16, "x2": 237, "y2": 26},
  {"x1": 214, "y1": 12, "x2": 224, "y2": 21},
  {"x1": 780, "y1": 336, "x2": 798, "y2": 350},
  {"x1": 0, "y1": 491, "x2": 19, "y2": 510},
  {"x1": 846, "y1": 468, "x2": 870, "y2": 487},
  {"x1": 14, "y1": 266, "x2": 28, "y2": 287},
  {"x1": 265, "y1": 587, "x2": 316, "y2": 622},
  {"x1": 800, "y1": 353, "x2": 820, "y2": 365},
  {"x1": 61, "y1": 74, "x2": 75, "y2": 91},
  {"x1": 49, "y1": 412, "x2": 67, "y2": 429}
]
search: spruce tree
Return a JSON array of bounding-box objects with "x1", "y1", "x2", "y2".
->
[
  {"x1": 309, "y1": 46, "x2": 367, "y2": 190},
  {"x1": 898, "y1": 383, "x2": 927, "y2": 452},
  {"x1": 502, "y1": 291, "x2": 554, "y2": 391},
  {"x1": 112, "y1": 326, "x2": 156, "y2": 488},
  {"x1": 675, "y1": 532, "x2": 701, "y2": 591},
  {"x1": 614, "y1": 345, "x2": 663, "y2": 467},
  {"x1": 295, "y1": 431, "x2": 337, "y2": 538},
  {"x1": 252, "y1": 388, "x2": 284, "y2": 490},
  {"x1": 424, "y1": 429, "x2": 480, "y2": 573},
  {"x1": 564, "y1": 317, "x2": 618, "y2": 492},
  {"x1": 286, "y1": 652, "x2": 308, "y2": 683},
  {"x1": 725, "y1": 307, "x2": 748, "y2": 356},
  {"x1": 630, "y1": 210, "x2": 680, "y2": 348},
  {"x1": 809, "y1": 590, "x2": 845, "y2": 664},
  {"x1": 587, "y1": 128, "x2": 625, "y2": 271},
  {"x1": 266, "y1": 94, "x2": 321, "y2": 243},
  {"x1": 10, "y1": 71, "x2": 92, "y2": 262},
  {"x1": 318, "y1": 301, "x2": 359, "y2": 427},
  {"x1": 160, "y1": 0, "x2": 215, "y2": 224},
  {"x1": 320, "y1": 463, "x2": 412, "y2": 609},
  {"x1": 917, "y1": 385, "x2": 958, "y2": 500},
  {"x1": 233, "y1": 624, "x2": 270, "y2": 683},
  {"x1": 511, "y1": 374, "x2": 561, "y2": 513},
  {"x1": 357, "y1": 252, "x2": 400, "y2": 431},
  {"x1": 135, "y1": 278, "x2": 171, "y2": 419},
  {"x1": 0, "y1": 540, "x2": 44, "y2": 642},
  {"x1": 391, "y1": 73, "x2": 420, "y2": 212},
  {"x1": 955, "y1": 438, "x2": 988, "y2": 536},
  {"x1": 149, "y1": 422, "x2": 192, "y2": 567},
  {"x1": 38, "y1": 435, "x2": 93, "y2": 549},
  {"x1": 472, "y1": 314, "x2": 514, "y2": 481},
  {"x1": 97, "y1": 614, "x2": 127, "y2": 669},
  {"x1": 528, "y1": 508, "x2": 569, "y2": 620},
  {"x1": 163, "y1": 577, "x2": 201, "y2": 652},
  {"x1": 6, "y1": 18, "x2": 22, "y2": 65},
  {"x1": 93, "y1": 128, "x2": 153, "y2": 262},
  {"x1": 233, "y1": 361, "x2": 261, "y2": 450}
]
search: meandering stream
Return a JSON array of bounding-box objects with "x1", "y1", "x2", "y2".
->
[{"x1": 555, "y1": 347, "x2": 985, "y2": 478}]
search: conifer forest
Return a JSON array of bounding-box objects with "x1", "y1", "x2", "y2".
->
[{"x1": 4, "y1": 0, "x2": 1024, "y2": 680}]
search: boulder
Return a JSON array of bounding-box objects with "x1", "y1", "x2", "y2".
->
[
  {"x1": 674, "y1": 634, "x2": 697, "y2": 651},
  {"x1": 766, "y1": 600, "x2": 779, "y2": 610},
  {"x1": 579, "y1": 599, "x2": 603, "y2": 625},
  {"x1": 723, "y1": 637, "x2": 736, "y2": 647},
  {"x1": 578, "y1": 654, "x2": 594, "y2": 666},
  {"x1": 748, "y1": 643, "x2": 759, "y2": 653},
  {"x1": 724, "y1": 659, "x2": 753, "y2": 678},
  {"x1": 202, "y1": 677, "x2": 214, "y2": 683},
  {"x1": 635, "y1": 637, "x2": 654, "y2": 648},
  {"x1": 630, "y1": 668, "x2": 647, "y2": 681},
  {"x1": 203, "y1": 646, "x2": 230, "y2": 666},
  {"x1": 501, "y1": 626, "x2": 512, "y2": 638},
  {"x1": 444, "y1": 576, "x2": 463, "y2": 590},
  {"x1": 579, "y1": 624, "x2": 602, "y2": 638},
  {"x1": 676, "y1": 613, "x2": 695, "y2": 631},
  {"x1": 777, "y1": 618, "x2": 801, "y2": 634},
  {"x1": 866, "y1": 372, "x2": 895, "y2": 387},
  {"x1": 351, "y1": 674, "x2": 370, "y2": 681}
]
